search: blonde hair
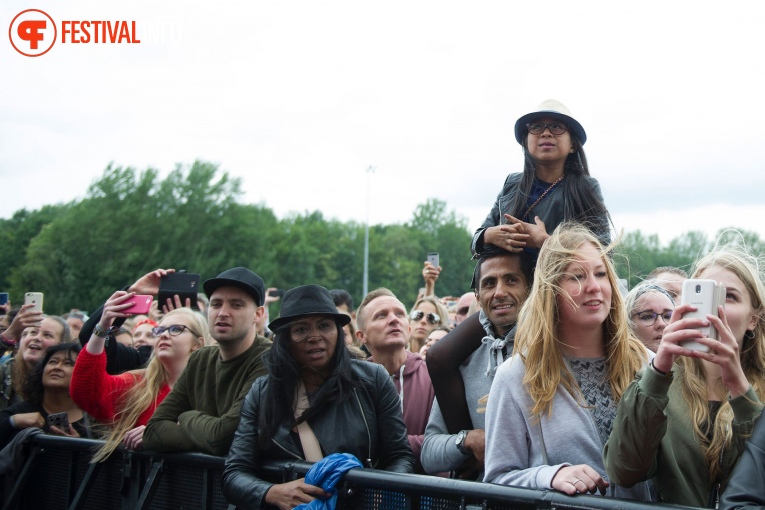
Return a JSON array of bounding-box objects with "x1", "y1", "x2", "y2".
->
[
  {"x1": 514, "y1": 223, "x2": 648, "y2": 417},
  {"x1": 91, "y1": 308, "x2": 207, "y2": 462},
  {"x1": 677, "y1": 241, "x2": 765, "y2": 483}
]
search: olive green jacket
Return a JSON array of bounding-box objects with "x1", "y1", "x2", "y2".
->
[{"x1": 604, "y1": 365, "x2": 763, "y2": 507}]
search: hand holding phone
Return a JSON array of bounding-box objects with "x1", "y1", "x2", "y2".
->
[
  {"x1": 679, "y1": 279, "x2": 726, "y2": 352},
  {"x1": 159, "y1": 272, "x2": 200, "y2": 310},
  {"x1": 47, "y1": 411, "x2": 71, "y2": 432},
  {"x1": 122, "y1": 295, "x2": 154, "y2": 315}
]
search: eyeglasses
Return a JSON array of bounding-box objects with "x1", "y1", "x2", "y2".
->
[
  {"x1": 152, "y1": 324, "x2": 193, "y2": 337},
  {"x1": 410, "y1": 310, "x2": 441, "y2": 325},
  {"x1": 632, "y1": 310, "x2": 673, "y2": 326},
  {"x1": 526, "y1": 122, "x2": 568, "y2": 136}
]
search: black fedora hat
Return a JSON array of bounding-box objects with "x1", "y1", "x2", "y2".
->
[
  {"x1": 203, "y1": 267, "x2": 265, "y2": 306},
  {"x1": 269, "y1": 284, "x2": 351, "y2": 331},
  {"x1": 514, "y1": 99, "x2": 586, "y2": 145}
]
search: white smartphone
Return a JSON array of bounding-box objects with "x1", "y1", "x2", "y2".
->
[
  {"x1": 427, "y1": 252, "x2": 439, "y2": 269},
  {"x1": 24, "y1": 292, "x2": 44, "y2": 313},
  {"x1": 679, "y1": 279, "x2": 725, "y2": 352}
]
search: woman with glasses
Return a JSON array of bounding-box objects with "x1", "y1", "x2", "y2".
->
[
  {"x1": 71, "y1": 291, "x2": 208, "y2": 461},
  {"x1": 604, "y1": 243, "x2": 765, "y2": 506},
  {"x1": 409, "y1": 296, "x2": 450, "y2": 354},
  {"x1": 428, "y1": 99, "x2": 613, "y2": 437},
  {"x1": 625, "y1": 282, "x2": 676, "y2": 352},
  {"x1": 223, "y1": 284, "x2": 414, "y2": 510},
  {"x1": 484, "y1": 224, "x2": 652, "y2": 500}
]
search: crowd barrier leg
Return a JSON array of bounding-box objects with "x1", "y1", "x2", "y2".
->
[
  {"x1": 2, "y1": 445, "x2": 42, "y2": 510},
  {"x1": 135, "y1": 458, "x2": 164, "y2": 510},
  {"x1": 68, "y1": 461, "x2": 101, "y2": 510}
]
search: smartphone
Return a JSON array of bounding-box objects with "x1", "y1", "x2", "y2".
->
[
  {"x1": 268, "y1": 288, "x2": 285, "y2": 298},
  {"x1": 680, "y1": 279, "x2": 726, "y2": 352},
  {"x1": 158, "y1": 272, "x2": 200, "y2": 310},
  {"x1": 427, "y1": 252, "x2": 439, "y2": 268},
  {"x1": 46, "y1": 411, "x2": 70, "y2": 431},
  {"x1": 24, "y1": 292, "x2": 44, "y2": 313},
  {"x1": 0, "y1": 292, "x2": 8, "y2": 306},
  {"x1": 123, "y1": 295, "x2": 153, "y2": 315}
]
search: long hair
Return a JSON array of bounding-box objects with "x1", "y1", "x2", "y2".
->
[
  {"x1": 258, "y1": 317, "x2": 359, "y2": 447},
  {"x1": 677, "y1": 243, "x2": 765, "y2": 483},
  {"x1": 13, "y1": 315, "x2": 70, "y2": 400},
  {"x1": 508, "y1": 132, "x2": 612, "y2": 239},
  {"x1": 24, "y1": 343, "x2": 81, "y2": 406},
  {"x1": 514, "y1": 223, "x2": 647, "y2": 417},
  {"x1": 91, "y1": 308, "x2": 207, "y2": 462}
]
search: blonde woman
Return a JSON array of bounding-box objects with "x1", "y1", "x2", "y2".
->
[
  {"x1": 483, "y1": 224, "x2": 652, "y2": 500},
  {"x1": 71, "y1": 291, "x2": 208, "y2": 461},
  {"x1": 604, "y1": 244, "x2": 765, "y2": 507},
  {"x1": 409, "y1": 296, "x2": 450, "y2": 354}
]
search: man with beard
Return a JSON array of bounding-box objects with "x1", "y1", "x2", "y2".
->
[
  {"x1": 144, "y1": 268, "x2": 272, "y2": 456},
  {"x1": 421, "y1": 245, "x2": 532, "y2": 479}
]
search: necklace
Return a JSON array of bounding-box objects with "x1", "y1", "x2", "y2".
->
[{"x1": 523, "y1": 175, "x2": 564, "y2": 221}]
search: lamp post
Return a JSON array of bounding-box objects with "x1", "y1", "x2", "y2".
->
[{"x1": 363, "y1": 165, "x2": 376, "y2": 297}]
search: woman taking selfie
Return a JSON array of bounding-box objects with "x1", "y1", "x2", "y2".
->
[
  {"x1": 604, "y1": 244, "x2": 765, "y2": 507},
  {"x1": 429, "y1": 99, "x2": 612, "y2": 436},
  {"x1": 0, "y1": 343, "x2": 88, "y2": 448},
  {"x1": 71, "y1": 292, "x2": 208, "y2": 460},
  {"x1": 484, "y1": 224, "x2": 652, "y2": 500},
  {"x1": 223, "y1": 284, "x2": 414, "y2": 510}
]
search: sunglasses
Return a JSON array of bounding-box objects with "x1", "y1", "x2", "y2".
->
[{"x1": 409, "y1": 310, "x2": 441, "y2": 325}]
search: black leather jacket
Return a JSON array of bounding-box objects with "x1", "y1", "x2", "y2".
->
[
  {"x1": 719, "y1": 413, "x2": 765, "y2": 510},
  {"x1": 222, "y1": 360, "x2": 415, "y2": 509},
  {"x1": 471, "y1": 172, "x2": 610, "y2": 256}
]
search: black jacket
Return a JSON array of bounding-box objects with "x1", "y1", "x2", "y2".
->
[
  {"x1": 471, "y1": 172, "x2": 610, "y2": 256},
  {"x1": 720, "y1": 413, "x2": 765, "y2": 510},
  {"x1": 222, "y1": 360, "x2": 415, "y2": 509}
]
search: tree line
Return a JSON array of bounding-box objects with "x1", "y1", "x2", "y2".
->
[{"x1": 1, "y1": 161, "x2": 762, "y2": 316}]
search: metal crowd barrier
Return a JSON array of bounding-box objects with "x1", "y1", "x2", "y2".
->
[{"x1": 1, "y1": 435, "x2": 700, "y2": 510}]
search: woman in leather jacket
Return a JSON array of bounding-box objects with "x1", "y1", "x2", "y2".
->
[
  {"x1": 720, "y1": 413, "x2": 765, "y2": 509},
  {"x1": 222, "y1": 284, "x2": 414, "y2": 510}
]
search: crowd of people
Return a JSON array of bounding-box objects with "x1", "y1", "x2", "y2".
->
[{"x1": 1, "y1": 100, "x2": 764, "y2": 510}]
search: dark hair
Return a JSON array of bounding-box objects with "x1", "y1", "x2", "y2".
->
[
  {"x1": 24, "y1": 342, "x2": 81, "y2": 406},
  {"x1": 329, "y1": 289, "x2": 354, "y2": 311},
  {"x1": 472, "y1": 244, "x2": 535, "y2": 292},
  {"x1": 509, "y1": 132, "x2": 612, "y2": 241},
  {"x1": 258, "y1": 317, "x2": 360, "y2": 447}
]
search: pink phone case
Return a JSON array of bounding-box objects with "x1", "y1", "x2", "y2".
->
[{"x1": 123, "y1": 295, "x2": 153, "y2": 315}]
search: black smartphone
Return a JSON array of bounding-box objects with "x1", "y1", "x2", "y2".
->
[
  {"x1": 268, "y1": 288, "x2": 285, "y2": 298},
  {"x1": 47, "y1": 411, "x2": 70, "y2": 431},
  {"x1": 158, "y1": 272, "x2": 201, "y2": 310}
]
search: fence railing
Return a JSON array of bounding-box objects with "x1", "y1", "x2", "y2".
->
[{"x1": 1, "y1": 435, "x2": 699, "y2": 510}]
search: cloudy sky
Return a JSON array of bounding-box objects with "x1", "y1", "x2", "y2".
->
[{"x1": 2, "y1": 0, "x2": 764, "y2": 246}]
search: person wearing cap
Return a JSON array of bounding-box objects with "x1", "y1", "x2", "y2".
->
[
  {"x1": 428, "y1": 99, "x2": 613, "y2": 441},
  {"x1": 222, "y1": 284, "x2": 414, "y2": 510},
  {"x1": 143, "y1": 267, "x2": 272, "y2": 456}
]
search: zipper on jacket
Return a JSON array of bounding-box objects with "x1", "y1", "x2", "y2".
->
[
  {"x1": 353, "y1": 388, "x2": 373, "y2": 468},
  {"x1": 271, "y1": 437, "x2": 303, "y2": 461}
]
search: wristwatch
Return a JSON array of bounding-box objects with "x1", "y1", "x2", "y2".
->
[{"x1": 455, "y1": 429, "x2": 471, "y2": 455}]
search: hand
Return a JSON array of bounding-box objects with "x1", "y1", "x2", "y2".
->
[
  {"x1": 422, "y1": 262, "x2": 441, "y2": 285},
  {"x1": 264, "y1": 288, "x2": 281, "y2": 305},
  {"x1": 653, "y1": 303, "x2": 715, "y2": 373},
  {"x1": 161, "y1": 294, "x2": 192, "y2": 314},
  {"x1": 686, "y1": 306, "x2": 749, "y2": 398},
  {"x1": 123, "y1": 425, "x2": 146, "y2": 450},
  {"x1": 49, "y1": 423, "x2": 80, "y2": 438},
  {"x1": 128, "y1": 269, "x2": 175, "y2": 296},
  {"x1": 463, "y1": 429, "x2": 486, "y2": 464},
  {"x1": 102, "y1": 291, "x2": 138, "y2": 325},
  {"x1": 483, "y1": 224, "x2": 528, "y2": 253},
  {"x1": 263, "y1": 478, "x2": 328, "y2": 510},
  {"x1": 551, "y1": 464, "x2": 609, "y2": 495},
  {"x1": 11, "y1": 412, "x2": 45, "y2": 430},
  {"x1": 503, "y1": 215, "x2": 549, "y2": 249},
  {"x1": 4, "y1": 303, "x2": 44, "y2": 341}
]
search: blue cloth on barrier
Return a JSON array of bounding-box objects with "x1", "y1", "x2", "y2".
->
[{"x1": 294, "y1": 453, "x2": 363, "y2": 510}]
